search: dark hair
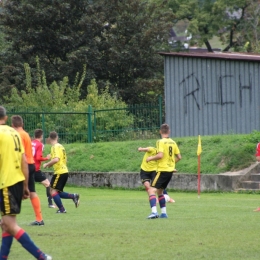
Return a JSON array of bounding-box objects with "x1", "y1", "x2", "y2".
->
[
  {"x1": 11, "y1": 115, "x2": 23, "y2": 127},
  {"x1": 49, "y1": 131, "x2": 58, "y2": 140},
  {"x1": 34, "y1": 129, "x2": 43, "y2": 139},
  {"x1": 160, "y1": 123, "x2": 170, "y2": 134},
  {"x1": 0, "y1": 106, "x2": 6, "y2": 119}
]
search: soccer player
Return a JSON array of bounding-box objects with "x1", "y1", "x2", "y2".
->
[
  {"x1": 32, "y1": 129, "x2": 56, "y2": 208},
  {"x1": 11, "y1": 115, "x2": 44, "y2": 226},
  {"x1": 138, "y1": 146, "x2": 175, "y2": 203},
  {"x1": 146, "y1": 124, "x2": 181, "y2": 219},
  {"x1": 43, "y1": 131, "x2": 80, "y2": 213},
  {"x1": 253, "y1": 143, "x2": 260, "y2": 211},
  {"x1": 0, "y1": 106, "x2": 52, "y2": 260}
]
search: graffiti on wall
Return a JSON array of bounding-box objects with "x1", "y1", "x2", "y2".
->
[{"x1": 179, "y1": 72, "x2": 252, "y2": 114}]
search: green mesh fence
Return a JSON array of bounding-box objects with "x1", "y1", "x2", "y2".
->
[
  {"x1": 6, "y1": 97, "x2": 163, "y2": 143},
  {"x1": 93, "y1": 102, "x2": 162, "y2": 142},
  {"x1": 7, "y1": 111, "x2": 90, "y2": 143}
]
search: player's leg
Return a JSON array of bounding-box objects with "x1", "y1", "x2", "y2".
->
[
  {"x1": 146, "y1": 186, "x2": 158, "y2": 219},
  {"x1": 50, "y1": 174, "x2": 67, "y2": 213},
  {"x1": 57, "y1": 173, "x2": 80, "y2": 208},
  {"x1": 0, "y1": 182, "x2": 52, "y2": 259},
  {"x1": 35, "y1": 170, "x2": 56, "y2": 208},
  {"x1": 157, "y1": 172, "x2": 173, "y2": 218},
  {"x1": 157, "y1": 188, "x2": 167, "y2": 217},
  {"x1": 140, "y1": 169, "x2": 152, "y2": 195},
  {"x1": 28, "y1": 164, "x2": 44, "y2": 226},
  {"x1": 163, "y1": 189, "x2": 175, "y2": 203},
  {"x1": 146, "y1": 171, "x2": 162, "y2": 219}
]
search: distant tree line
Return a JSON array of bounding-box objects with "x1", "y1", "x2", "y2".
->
[
  {"x1": 0, "y1": 0, "x2": 173, "y2": 105},
  {"x1": 0, "y1": 0, "x2": 259, "y2": 106}
]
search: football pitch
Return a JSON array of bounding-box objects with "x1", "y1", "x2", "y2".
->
[{"x1": 10, "y1": 184, "x2": 260, "y2": 260}]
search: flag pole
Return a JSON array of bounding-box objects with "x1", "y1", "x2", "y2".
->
[
  {"x1": 197, "y1": 135, "x2": 202, "y2": 198},
  {"x1": 198, "y1": 153, "x2": 201, "y2": 198}
]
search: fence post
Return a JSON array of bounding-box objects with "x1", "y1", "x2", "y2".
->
[
  {"x1": 42, "y1": 112, "x2": 46, "y2": 144},
  {"x1": 159, "y1": 95, "x2": 162, "y2": 126},
  {"x1": 87, "y1": 105, "x2": 92, "y2": 143}
]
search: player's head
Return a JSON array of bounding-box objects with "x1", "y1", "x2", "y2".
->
[
  {"x1": 160, "y1": 123, "x2": 170, "y2": 135},
  {"x1": 0, "y1": 106, "x2": 7, "y2": 123},
  {"x1": 49, "y1": 131, "x2": 58, "y2": 141},
  {"x1": 34, "y1": 129, "x2": 44, "y2": 140},
  {"x1": 11, "y1": 115, "x2": 24, "y2": 128}
]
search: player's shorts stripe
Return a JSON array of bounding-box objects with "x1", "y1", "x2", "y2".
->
[
  {"x1": 3, "y1": 187, "x2": 10, "y2": 214},
  {"x1": 152, "y1": 172, "x2": 161, "y2": 186},
  {"x1": 53, "y1": 174, "x2": 60, "y2": 188}
]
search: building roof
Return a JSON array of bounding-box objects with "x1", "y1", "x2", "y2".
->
[{"x1": 158, "y1": 51, "x2": 260, "y2": 62}]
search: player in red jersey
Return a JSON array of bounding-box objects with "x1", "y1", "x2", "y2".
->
[{"x1": 32, "y1": 129, "x2": 55, "y2": 208}]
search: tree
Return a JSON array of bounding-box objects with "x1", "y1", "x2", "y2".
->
[
  {"x1": 167, "y1": 0, "x2": 259, "y2": 52},
  {"x1": 0, "y1": 0, "x2": 174, "y2": 104},
  {"x1": 168, "y1": 0, "x2": 219, "y2": 52},
  {"x1": 94, "y1": 0, "x2": 174, "y2": 103}
]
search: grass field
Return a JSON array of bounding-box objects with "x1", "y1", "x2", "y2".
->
[{"x1": 9, "y1": 184, "x2": 260, "y2": 260}]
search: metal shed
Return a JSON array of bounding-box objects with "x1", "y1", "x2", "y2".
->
[{"x1": 159, "y1": 51, "x2": 260, "y2": 137}]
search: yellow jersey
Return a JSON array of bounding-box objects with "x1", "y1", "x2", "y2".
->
[
  {"x1": 156, "y1": 137, "x2": 180, "y2": 172},
  {"x1": 140, "y1": 147, "x2": 157, "y2": 172},
  {"x1": 0, "y1": 125, "x2": 25, "y2": 188},
  {"x1": 51, "y1": 143, "x2": 68, "y2": 174}
]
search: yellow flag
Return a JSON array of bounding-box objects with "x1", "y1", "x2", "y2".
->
[{"x1": 197, "y1": 135, "x2": 202, "y2": 156}]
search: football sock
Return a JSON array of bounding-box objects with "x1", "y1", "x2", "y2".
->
[
  {"x1": 46, "y1": 187, "x2": 53, "y2": 205},
  {"x1": 15, "y1": 229, "x2": 45, "y2": 259},
  {"x1": 163, "y1": 189, "x2": 168, "y2": 195},
  {"x1": 59, "y1": 192, "x2": 74, "y2": 199},
  {"x1": 52, "y1": 192, "x2": 65, "y2": 211},
  {"x1": 30, "y1": 196, "x2": 43, "y2": 222},
  {"x1": 1, "y1": 232, "x2": 13, "y2": 259},
  {"x1": 158, "y1": 195, "x2": 166, "y2": 213},
  {"x1": 149, "y1": 195, "x2": 157, "y2": 213}
]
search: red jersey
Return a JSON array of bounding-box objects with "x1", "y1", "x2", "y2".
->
[
  {"x1": 256, "y1": 143, "x2": 260, "y2": 157},
  {"x1": 32, "y1": 139, "x2": 49, "y2": 171}
]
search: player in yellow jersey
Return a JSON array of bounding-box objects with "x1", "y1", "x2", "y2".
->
[
  {"x1": 0, "y1": 106, "x2": 52, "y2": 260},
  {"x1": 138, "y1": 147, "x2": 175, "y2": 203},
  {"x1": 43, "y1": 131, "x2": 80, "y2": 213},
  {"x1": 146, "y1": 124, "x2": 181, "y2": 219}
]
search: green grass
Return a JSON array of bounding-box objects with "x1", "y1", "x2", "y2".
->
[
  {"x1": 10, "y1": 185, "x2": 260, "y2": 259},
  {"x1": 43, "y1": 132, "x2": 260, "y2": 174}
]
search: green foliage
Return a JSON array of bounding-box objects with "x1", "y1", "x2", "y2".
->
[
  {"x1": 167, "y1": 0, "x2": 260, "y2": 52},
  {"x1": 0, "y1": 0, "x2": 173, "y2": 104},
  {"x1": 4, "y1": 59, "x2": 134, "y2": 142}
]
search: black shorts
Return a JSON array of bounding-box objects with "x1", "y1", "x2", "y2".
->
[
  {"x1": 50, "y1": 173, "x2": 68, "y2": 192},
  {"x1": 140, "y1": 169, "x2": 156, "y2": 184},
  {"x1": 28, "y1": 164, "x2": 36, "y2": 192},
  {"x1": 0, "y1": 181, "x2": 23, "y2": 216},
  {"x1": 35, "y1": 170, "x2": 47, "y2": 183},
  {"x1": 151, "y1": 171, "x2": 173, "y2": 190}
]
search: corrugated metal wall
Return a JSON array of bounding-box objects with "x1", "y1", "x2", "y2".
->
[{"x1": 164, "y1": 55, "x2": 260, "y2": 137}]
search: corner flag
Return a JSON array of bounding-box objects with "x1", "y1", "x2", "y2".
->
[
  {"x1": 197, "y1": 135, "x2": 202, "y2": 156},
  {"x1": 197, "y1": 135, "x2": 202, "y2": 198}
]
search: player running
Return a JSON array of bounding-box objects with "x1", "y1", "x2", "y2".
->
[
  {"x1": 32, "y1": 129, "x2": 56, "y2": 208},
  {"x1": 43, "y1": 131, "x2": 80, "y2": 213}
]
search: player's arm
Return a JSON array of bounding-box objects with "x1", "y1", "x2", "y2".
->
[
  {"x1": 138, "y1": 147, "x2": 150, "y2": 152},
  {"x1": 175, "y1": 154, "x2": 181, "y2": 163},
  {"x1": 21, "y1": 153, "x2": 30, "y2": 199},
  {"x1": 146, "y1": 152, "x2": 163, "y2": 162},
  {"x1": 43, "y1": 157, "x2": 59, "y2": 168}
]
